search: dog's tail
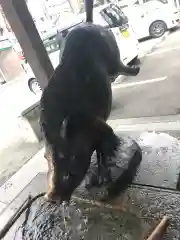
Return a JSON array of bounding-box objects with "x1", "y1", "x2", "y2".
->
[{"x1": 85, "y1": 0, "x2": 94, "y2": 22}]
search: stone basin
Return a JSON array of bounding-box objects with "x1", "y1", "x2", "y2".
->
[
  {"x1": 5, "y1": 132, "x2": 180, "y2": 239},
  {"x1": 14, "y1": 196, "x2": 143, "y2": 240}
]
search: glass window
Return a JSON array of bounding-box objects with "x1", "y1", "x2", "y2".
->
[
  {"x1": 101, "y1": 4, "x2": 127, "y2": 27},
  {"x1": 43, "y1": 34, "x2": 60, "y2": 54}
]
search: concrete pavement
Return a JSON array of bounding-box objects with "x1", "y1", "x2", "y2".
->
[{"x1": 0, "y1": 75, "x2": 42, "y2": 186}]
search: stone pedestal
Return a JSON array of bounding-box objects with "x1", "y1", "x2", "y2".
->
[
  {"x1": 4, "y1": 132, "x2": 180, "y2": 239},
  {"x1": 20, "y1": 101, "x2": 42, "y2": 142}
]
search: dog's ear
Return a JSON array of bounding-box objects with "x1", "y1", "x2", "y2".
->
[{"x1": 85, "y1": 0, "x2": 94, "y2": 23}]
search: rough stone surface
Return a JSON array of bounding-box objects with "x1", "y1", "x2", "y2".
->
[
  {"x1": 20, "y1": 102, "x2": 43, "y2": 142},
  {"x1": 112, "y1": 186, "x2": 180, "y2": 240},
  {"x1": 112, "y1": 131, "x2": 180, "y2": 190},
  {"x1": 80, "y1": 131, "x2": 180, "y2": 196},
  {"x1": 4, "y1": 132, "x2": 180, "y2": 239},
  {"x1": 79, "y1": 135, "x2": 142, "y2": 201},
  {"x1": 13, "y1": 196, "x2": 143, "y2": 240},
  {"x1": 7, "y1": 175, "x2": 180, "y2": 240},
  {"x1": 134, "y1": 132, "x2": 180, "y2": 190},
  {"x1": 14, "y1": 197, "x2": 88, "y2": 240}
]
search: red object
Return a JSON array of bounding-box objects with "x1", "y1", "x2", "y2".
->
[{"x1": 17, "y1": 51, "x2": 25, "y2": 60}]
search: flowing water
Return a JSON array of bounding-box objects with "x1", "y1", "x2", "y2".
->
[{"x1": 15, "y1": 197, "x2": 143, "y2": 240}]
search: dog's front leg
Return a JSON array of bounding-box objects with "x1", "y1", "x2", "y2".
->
[{"x1": 96, "y1": 151, "x2": 112, "y2": 186}]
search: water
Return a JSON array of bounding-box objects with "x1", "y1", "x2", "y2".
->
[
  {"x1": 136, "y1": 132, "x2": 180, "y2": 154},
  {"x1": 15, "y1": 196, "x2": 143, "y2": 240},
  {"x1": 135, "y1": 131, "x2": 180, "y2": 189},
  {"x1": 14, "y1": 131, "x2": 180, "y2": 239},
  {"x1": 60, "y1": 201, "x2": 88, "y2": 239},
  {"x1": 75, "y1": 200, "x2": 143, "y2": 240}
]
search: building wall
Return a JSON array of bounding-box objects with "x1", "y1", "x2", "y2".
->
[{"x1": 0, "y1": 48, "x2": 24, "y2": 82}]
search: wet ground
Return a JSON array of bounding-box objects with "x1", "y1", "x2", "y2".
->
[
  {"x1": 15, "y1": 197, "x2": 143, "y2": 240},
  {"x1": 4, "y1": 131, "x2": 180, "y2": 239},
  {"x1": 5, "y1": 174, "x2": 180, "y2": 239}
]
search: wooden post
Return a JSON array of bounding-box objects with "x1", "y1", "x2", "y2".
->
[{"x1": 147, "y1": 216, "x2": 170, "y2": 240}]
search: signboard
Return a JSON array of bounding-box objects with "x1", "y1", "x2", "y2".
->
[{"x1": 0, "y1": 38, "x2": 12, "y2": 51}]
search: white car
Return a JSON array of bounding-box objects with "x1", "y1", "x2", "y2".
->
[
  {"x1": 122, "y1": 1, "x2": 180, "y2": 39},
  {"x1": 93, "y1": 3, "x2": 139, "y2": 66},
  {"x1": 26, "y1": 3, "x2": 139, "y2": 94}
]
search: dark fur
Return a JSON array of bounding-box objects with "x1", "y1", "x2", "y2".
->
[{"x1": 40, "y1": 0, "x2": 140, "y2": 202}]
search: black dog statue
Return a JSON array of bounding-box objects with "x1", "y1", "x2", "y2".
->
[{"x1": 40, "y1": 0, "x2": 140, "y2": 203}]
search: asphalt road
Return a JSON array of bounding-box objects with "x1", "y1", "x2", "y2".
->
[{"x1": 111, "y1": 28, "x2": 180, "y2": 120}]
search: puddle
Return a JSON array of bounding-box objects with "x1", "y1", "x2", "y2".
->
[{"x1": 133, "y1": 131, "x2": 180, "y2": 189}]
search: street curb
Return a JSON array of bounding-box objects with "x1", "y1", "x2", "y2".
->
[
  {"x1": 0, "y1": 149, "x2": 47, "y2": 214},
  {"x1": 108, "y1": 114, "x2": 180, "y2": 126},
  {"x1": 113, "y1": 31, "x2": 169, "y2": 85}
]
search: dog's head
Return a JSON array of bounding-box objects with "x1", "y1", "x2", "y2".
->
[{"x1": 45, "y1": 118, "x2": 93, "y2": 203}]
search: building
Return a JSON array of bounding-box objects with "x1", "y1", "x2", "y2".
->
[
  {"x1": 117, "y1": 0, "x2": 180, "y2": 8},
  {"x1": 138, "y1": 0, "x2": 180, "y2": 8}
]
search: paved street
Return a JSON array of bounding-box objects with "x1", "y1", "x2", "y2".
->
[{"x1": 111, "y1": 28, "x2": 180, "y2": 120}]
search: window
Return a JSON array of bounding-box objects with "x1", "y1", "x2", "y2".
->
[
  {"x1": 43, "y1": 33, "x2": 60, "y2": 54},
  {"x1": 101, "y1": 4, "x2": 127, "y2": 27}
]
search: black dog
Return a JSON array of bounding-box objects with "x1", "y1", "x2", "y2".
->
[{"x1": 40, "y1": 0, "x2": 140, "y2": 202}]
